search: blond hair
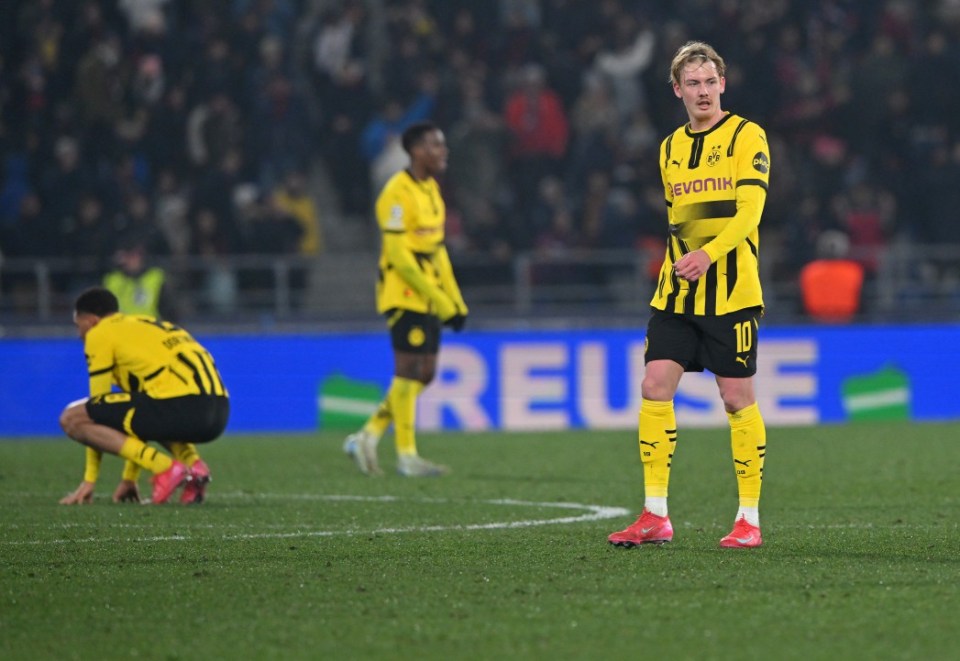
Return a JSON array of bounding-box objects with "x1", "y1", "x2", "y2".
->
[{"x1": 669, "y1": 41, "x2": 726, "y2": 86}]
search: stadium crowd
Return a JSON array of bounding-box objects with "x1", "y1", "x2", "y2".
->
[{"x1": 2, "y1": 0, "x2": 960, "y2": 303}]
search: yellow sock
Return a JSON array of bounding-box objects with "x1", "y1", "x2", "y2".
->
[
  {"x1": 639, "y1": 398, "x2": 678, "y2": 499},
  {"x1": 118, "y1": 437, "x2": 173, "y2": 475},
  {"x1": 362, "y1": 399, "x2": 392, "y2": 438},
  {"x1": 167, "y1": 442, "x2": 201, "y2": 468},
  {"x1": 121, "y1": 460, "x2": 142, "y2": 482},
  {"x1": 728, "y1": 402, "x2": 766, "y2": 508},
  {"x1": 389, "y1": 377, "x2": 424, "y2": 457}
]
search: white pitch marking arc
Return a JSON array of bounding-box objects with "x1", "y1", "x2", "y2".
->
[
  {"x1": 4, "y1": 494, "x2": 631, "y2": 545},
  {"x1": 217, "y1": 493, "x2": 631, "y2": 540}
]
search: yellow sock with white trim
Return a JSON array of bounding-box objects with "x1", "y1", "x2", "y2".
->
[
  {"x1": 639, "y1": 398, "x2": 677, "y2": 517},
  {"x1": 389, "y1": 377, "x2": 424, "y2": 457},
  {"x1": 118, "y1": 437, "x2": 173, "y2": 475},
  {"x1": 728, "y1": 402, "x2": 766, "y2": 526}
]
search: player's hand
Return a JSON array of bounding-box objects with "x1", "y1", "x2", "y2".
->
[
  {"x1": 112, "y1": 479, "x2": 142, "y2": 504},
  {"x1": 59, "y1": 481, "x2": 95, "y2": 505},
  {"x1": 444, "y1": 313, "x2": 467, "y2": 332},
  {"x1": 673, "y1": 249, "x2": 712, "y2": 282}
]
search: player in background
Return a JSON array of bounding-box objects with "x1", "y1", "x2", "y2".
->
[
  {"x1": 59, "y1": 287, "x2": 229, "y2": 505},
  {"x1": 343, "y1": 121, "x2": 468, "y2": 477},
  {"x1": 608, "y1": 41, "x2": 770, "y2": 548}
]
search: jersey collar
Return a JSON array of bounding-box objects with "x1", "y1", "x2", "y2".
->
[{"x1": 685, "y1": 111, "x2": 734, "y2": 137}]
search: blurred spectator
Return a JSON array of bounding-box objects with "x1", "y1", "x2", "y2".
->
[
  {"x1": 243, "y1": 192, "x2": 303, "y2": 255},
  {"x1": 191, "y1": 206, "x2": 238, "y2": 313},
  {"x1": 445, "y1": 72, "x2": 510, "y2": 249},
  {"x1": 186, "y1": 91, "x2": 243, "y2": 171},
  {"x1": 63, "y1": 192, "x2": 113, "y2": 289},
  {"x1": 800, "y1": 230, "x2": 864, "y2": 322},
  {"x1": 311, "y1": 3, "x2": 370, "y2": 217},
  {"x1": 153, "y1": 168, "x2": 190, "y2": 258},
  {"x1": 39, "y1": 136, "x2": 92, "y2": 242},
  {"x1": 251, "y1": 70, "x2": 310, "y2": 189},
  {"x1": 102, "y1": 230, "x2": 177, "y2": 320},
  {"x1": 361, "y1": 74, "x2": 437, "y2": 195},
  {"x1": 566, "y1": 72, "x2": 619, "y2": 189},
  {"x1": 272, "y1": 170, "x2": 322, "y2": 256},
  {"x1": 831, "y1": 182, "x2": 896, "y2": 276},
  {"x1": 503, "y1": 63, "x2": 569, "y2": 242},
  {"x1": 0, "y1": 154, "x2": 30, "y2": 235},
  {"x1": 2, "y1": 0, "x2": 960, "y2": 318},
  {"x1": 1, "y1": 192, "x2": 45, "y2": 258},
  {"x1": 591, "y1": 14, "x2": 656, "y2": 121}
]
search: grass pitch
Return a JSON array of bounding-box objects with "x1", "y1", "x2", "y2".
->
[{"x1": 1, "y1": 422, "x2": 959, "y2": 660}]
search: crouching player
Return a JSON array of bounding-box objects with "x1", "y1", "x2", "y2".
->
[{"x1": 59, "y1": 287, "x2": 229, "y2": 505}]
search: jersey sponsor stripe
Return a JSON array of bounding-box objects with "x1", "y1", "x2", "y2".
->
[{"x1": 673, "y1": 200, "x2": 737, "y2": 224}]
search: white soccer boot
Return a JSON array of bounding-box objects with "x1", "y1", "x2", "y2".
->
[
  {"x1": 343, "y1": 430, "x2": 382, "y2": 476},
  {"x1": 397, "y1": 454, "x2": 450, "y2": 477}
]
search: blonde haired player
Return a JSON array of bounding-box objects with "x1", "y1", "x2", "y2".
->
[
  {"x1": 608, "y1": 41, "x2": 770, "y2": 548},
  {"x1": 344, "y1": 121, "x2": 468, "y2": 477}
]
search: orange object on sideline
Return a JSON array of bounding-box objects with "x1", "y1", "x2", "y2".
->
[{"x1": 799, "y1": 259, "x2": 865, "y2": 322}]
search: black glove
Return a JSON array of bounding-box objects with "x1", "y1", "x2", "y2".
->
[{"x1": 444, "y1": 313, "x2": 467, "y2": 332}]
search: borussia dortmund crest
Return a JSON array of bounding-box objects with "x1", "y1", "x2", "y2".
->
[{"x1": 706, "y1": 145, "x2": 722, "y2": 167}]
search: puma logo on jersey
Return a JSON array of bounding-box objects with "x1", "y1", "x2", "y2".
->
[
  {"x1": 640, "y1": 440, "x2": 659, "y2": 449},
  {"x1": 735, "y1": 356, "x2": 749, "y2": 368},
  {"x1": 669, "y1": 159, "x2": 681, "y2": 167}
]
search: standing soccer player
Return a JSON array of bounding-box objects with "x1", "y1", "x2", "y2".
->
[
  {"x1": 608, "y1": 41, "x2": 770, "y2": 548},
  {"x1": 59, "y1": 287, "x2": 229, "y2": 505},
  {"x1": 343, "y1": 121, "x2": 468, "y2": 477}
]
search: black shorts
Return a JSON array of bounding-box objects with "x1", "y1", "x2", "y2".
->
[
  {"x1": 385, "y1": 309, "x2": 441, "y2": 354},
  {"x1": 645, "y1": 306, "x2": 762, "y2": 377},
  {"x1": 86, "y1": 393, "x2": 230, "y2": 443}
]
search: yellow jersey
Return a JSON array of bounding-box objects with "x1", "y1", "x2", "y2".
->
[
  {"x1": 652, "y1": 112, "x2": 770, "y2": 316},
  {"x1": 375, "y1": 169, "x2": 450, "y2": 314},
  {"x1": 84, "y1": 313, "x2": 227, "y2": 399}
]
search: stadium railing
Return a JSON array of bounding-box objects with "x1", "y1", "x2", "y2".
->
[{"x1": 1, "y1": 243, "x2": 957, "y2": 333}]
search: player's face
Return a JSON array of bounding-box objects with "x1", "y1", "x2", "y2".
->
[
  {"x1": 674, "y1": 60, "x2": 725, "y2": 130},
  {"x1": 73, "y1": 312, "x2": 99, "y2": 339},
  {"x1": 418, "y1": 129, "x2": 448, "y2": 176}
]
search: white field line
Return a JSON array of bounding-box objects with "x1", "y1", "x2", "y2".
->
[{"x1": 1, "y1": 494, "x2": 631, "y2": 545}]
